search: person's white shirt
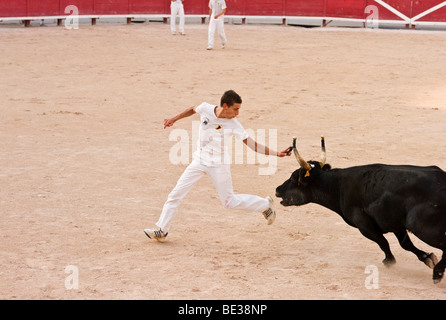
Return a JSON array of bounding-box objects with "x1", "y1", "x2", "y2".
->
[
  {"x1": 193, "y1": 102, "x2": 248, "y2": 166},
  {"x1": 209, "y1": 0, "x2": 227, "y2": 19}
]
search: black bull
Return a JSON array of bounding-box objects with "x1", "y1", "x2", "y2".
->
[{"x1": 275, "y1": 137, "x2": 446, "y2": 283}]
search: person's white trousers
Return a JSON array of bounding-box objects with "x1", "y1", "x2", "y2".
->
[
  {"x1": 208, "y1": 16, "x2": 226, "y2": 48},
  {"x1": 170, "y1": 2, "x2": 185, "y2": 34},
  {"x1": 156, "y1": 160, "x2": 269, "y2": 232}
]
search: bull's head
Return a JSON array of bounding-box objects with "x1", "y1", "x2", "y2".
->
[{"x1": 275, "y1": 136, "x2": 331, "y2": 206}]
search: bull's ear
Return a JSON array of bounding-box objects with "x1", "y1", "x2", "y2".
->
[
  {"x1": 298, "y1": 168, "x2": 311, "y2": 185},
  {"x1": 322, "y1": 164, "x2": 331, "y2": 171}
]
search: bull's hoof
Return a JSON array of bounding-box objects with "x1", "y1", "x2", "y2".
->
[
  {"x1": 433, "y1": 273, "x2": 443, "y2": 284},
  {"x1": 382, "y1": 257, "x2": 396, "y2": 267},
  {"x1": 424, "y1": 253, "x2": 438, "y2": 269}
]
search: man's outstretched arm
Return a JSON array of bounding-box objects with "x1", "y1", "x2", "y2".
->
[
  {"x1": 243, "y1": 137, "x2": 292, "y2": 158},
  {"x1": 164, "y1": 106, "x2": 197, "y2": 129}
]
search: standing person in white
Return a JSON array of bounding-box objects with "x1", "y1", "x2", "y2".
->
[
  {"x1": 144, "y1": 90, "x2": 292, "y2": 241},
  {"x1": 207, "y1": 0, "x2": 227, "y2": 49},
  {"x1": 170, "y1": 0, "x2": 185, "y2": 35}
]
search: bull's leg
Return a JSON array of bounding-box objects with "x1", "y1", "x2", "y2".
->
[
  {"x1": 394, "y1": 231, "x2": 438, "y2": 269},
  {"x1": 405, "y1": 205, "x2": 446, "y2": 282},
  {"x1": 355, "y1": 218, "x2": 396, "y2": 266},
  {"x1": 362, "y1": 231, "x2": 396, "y2": 266},
  {"x1": 433, "y1": 252, "x2": 445, "y2": 284}
]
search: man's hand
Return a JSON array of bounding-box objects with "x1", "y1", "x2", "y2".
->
[
  {"x1": 277, "y1": 146, "x2": 293, "y2": 157},
  {"x1": 163, "y1": 118, "x2": 175, "y2": 129},
  {"x1": 163, "y1": 106, "x2": 196, "y2": 129}
]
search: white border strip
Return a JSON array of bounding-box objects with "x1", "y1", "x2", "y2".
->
[{"x1": 1, "y1": 13, "x2": 446, "y2": 28}]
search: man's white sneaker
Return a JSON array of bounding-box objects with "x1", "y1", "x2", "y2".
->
[
  {"x1": 262, "y1": 196, "x2": 276, "y2": 225},
  {"x1": 144, "y1": 228, "x2": 168, "y2": 241}
]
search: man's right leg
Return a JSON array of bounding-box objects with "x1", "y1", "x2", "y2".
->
[
  {"x1": 170, "y1": 3, "x2": 179, "y2": 34},
  {"x1": 207, "y1": 18, "x2": 216, "y2": 49},
  {"x1": 145, "y1": 161, "x2": 205, "y2": 240}
]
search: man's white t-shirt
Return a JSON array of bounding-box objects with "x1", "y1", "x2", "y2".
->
[
  {"x1": 209, "y1": 0, "x2": 227, "y2": 19},
  {"x1": 193, "y1": 102, "x2": 248, "y2": 166}
]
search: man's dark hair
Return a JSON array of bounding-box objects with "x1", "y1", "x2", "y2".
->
[{"x1": 221, "y1": 90, "x2": 242, "y2": 107}]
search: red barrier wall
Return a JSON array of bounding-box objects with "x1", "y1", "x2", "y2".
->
[
  {"x1": 181, "y1": 0, "x2": 207, "y2": 15},
  {"x1": 28, "y1": 0, "x2": 60, "y2": 16},
  {"x1": 325, "y1": 0, "x2": 367, "y2": 19},
  {"x1": 1, "y1": 0, "x2": 446, "y2": 23},
  {"x1": 285, "y1": 1, "x2": 325, "y2": 17},
  {"x1": 0, "y1": 0, "x2": 26, "y2": 17},
  {"x1": 369, "y1": 0, "x2": 412, "y2": 21},
  {"x1": 60, "y1": 0, "x2": 94, "y2": 15},
  {"x1": 413, "y1": 0, "x2": 446, "y2": 22},
  {"x1": 244, "y1": 0, "x2": 284, "y2": 16}
]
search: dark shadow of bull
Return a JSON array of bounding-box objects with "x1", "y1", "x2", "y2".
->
[{"x1": 276, "y1": 136, "x2": 446, "y2": 284}]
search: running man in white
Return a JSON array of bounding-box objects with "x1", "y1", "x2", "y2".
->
[
  {"x1": 207, "y1": 0, "x2": 227, "y2": 49},
  {"x1": 170, "y1": 0, "x2": 185, "y2": 35},
  {"x1": 144, "y1": 90, "x2": 292, "y2": 241}
]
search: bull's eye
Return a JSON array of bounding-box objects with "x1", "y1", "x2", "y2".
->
[{"x1": 291, "y1": 174, "x2": 300, "y2": 184}]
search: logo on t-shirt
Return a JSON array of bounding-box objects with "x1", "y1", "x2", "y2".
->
[
  {"x1": 203, "y1": 117, "x2": 209, "y2": 126},
  {"x1": 215, "y1": 125, "x2": 222, "y2": 131}
]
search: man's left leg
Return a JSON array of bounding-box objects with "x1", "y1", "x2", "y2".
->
[
  {"x1": 178, "y1": 4, "x2": 185, "y2": 35},
  {"x1": 216, "y1": 18, "x2": 227, "y2": 48},
  {"x1": 207, "y1": 18, "x2": 216, "y2": 49}
]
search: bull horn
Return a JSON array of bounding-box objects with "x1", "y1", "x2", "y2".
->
[
  {"x1": 320, "y1": 136, "x2": 326, "y2": 167},
  {"x1": 293, "y1": 137, "x2": 311, "y2": 171}
]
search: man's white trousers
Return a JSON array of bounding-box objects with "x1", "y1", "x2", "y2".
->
[
  {"x1": 208, "y1": 16, "x2": 226, "y2": 48},
  {"x1": 156, "y1": 160, "x2": 269, "y2": 232},
  {"x1": 170, "y1": 2, "x2": 185, "y2": 34}
]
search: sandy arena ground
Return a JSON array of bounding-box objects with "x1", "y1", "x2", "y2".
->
[{"x1": 1, "y1": 21, "x2": 446, "y2": 300}]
